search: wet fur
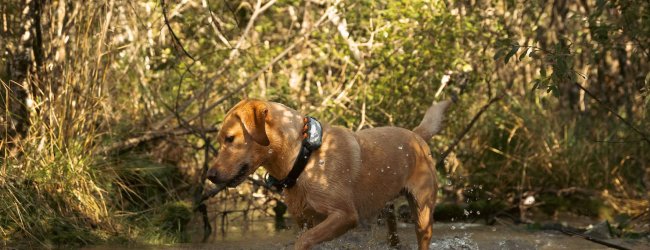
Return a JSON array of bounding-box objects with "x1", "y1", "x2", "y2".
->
[{"x1": 208, "y1": 99, "x2": 451, "y2": 250}]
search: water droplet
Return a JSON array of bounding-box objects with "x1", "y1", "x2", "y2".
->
[
  {"x1": 398, "y1": 145, "x2": 403, "y2": 150},
  {"x1": 476, "y1": 211, "x2": 481, "y2": 215},
  {"x1": 387, "y1": 166, "x2": 390, "y2": 169},
  {"x1": 267, "y1": 149, "x2": 274, "y2": 154},
  {"x1": 380, "y1": 169, "x2": 384, "y2": 172},
  {"x1": 464, "y1": 209, "x2": 470, "y2": 216},
  {"x1": 318, "y1": 159, "x2": 325, "y2": 166}
]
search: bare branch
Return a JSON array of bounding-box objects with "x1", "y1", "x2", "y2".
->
[
  {"x1": 185, "y1": 3, "x2": 340, "y2": 123},
  {"x1": 575, "y1": 82, "x2": 650, "y2": 144},
  {"x1": 229, "y1": 0, "x2": 278, "y2": 58},
  {"x1": 436, "y1": 96, "x2": 503, "y2": 169},
  {"x1": 97, "y1": 127, "x2": 217, "y2": 155},
  {"x1": 161, "y1": 0, "x2": 195, "y2": 60}
]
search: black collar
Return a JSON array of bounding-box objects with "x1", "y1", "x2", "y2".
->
[{"x1": 266, "y1": 116, "x2": 322, "y2": 190}]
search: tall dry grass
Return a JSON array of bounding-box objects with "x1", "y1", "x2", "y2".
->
[{"x1": 1, "y1": 1, "x2": 194, "y2": 246}]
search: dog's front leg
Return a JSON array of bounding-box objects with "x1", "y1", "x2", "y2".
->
[{"x1": 294, "y1": 209, "x2": 358, "y2": 250}]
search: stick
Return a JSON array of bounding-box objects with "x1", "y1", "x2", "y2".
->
[
  {"x1": 161, "y1": 0, "x2": 195, "y2": 60},
  {"x1": 559, "y1": 228, "x2": 631, "y2": 250},
  {"x1": 97, "y1": 127, "x2": 217, "y2": 155},
  {"x1": 436, "y1": 96, "x2": 502, "y2": 169},
  {"x1": 574, "y1": 82, "x2": 650, "y2": 144}
]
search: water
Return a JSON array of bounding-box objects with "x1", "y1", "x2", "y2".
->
[
  {"x1": 85, "y1": 220, "x2": 649, "y2": 249},
  {"x1": 183, "y1": 221, "x2": 623, "y2": 250}
]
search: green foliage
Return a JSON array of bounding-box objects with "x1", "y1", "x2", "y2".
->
[
  {"x1": 2, "y1": 0, "x2": 649, "y2": 247},
  {"x1": 155, "y1": 201, "x2": 193, "y2": 242}
]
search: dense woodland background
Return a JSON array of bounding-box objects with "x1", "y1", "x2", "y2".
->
[{"x1": 1, "y1": 0, "x2": 649, "y2": 247}]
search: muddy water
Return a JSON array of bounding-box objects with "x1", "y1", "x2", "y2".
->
[
  {"x1": 159, "y1": 219, "x2": 646, "y2": 250},
  {"x1": 83, "y1": 218, "x2": 649, "y2": 250}
]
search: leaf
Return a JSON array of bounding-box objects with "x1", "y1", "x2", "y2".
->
[
  {"x1": 504, "y1": 45, "x2": 519, "y2": 63},
  {"x1": 519, "y1": 48, "x2": 529, "y2": 61},
  {"x1": 548, "y1": 85, "x2": 559, "y2": 97},
  {"x1": 493, "y1": 48, "x2": 505, "y2": 61},
  {"x1": 531, "y1": 79, "x2": 540, "y2": 92}
]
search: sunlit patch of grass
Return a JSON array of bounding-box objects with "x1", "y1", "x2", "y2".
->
[{"x1": 1, "y1": 133, "x2": 114, "y2": 247}]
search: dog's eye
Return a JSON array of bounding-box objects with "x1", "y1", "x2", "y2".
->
[{"x1": 225, "y1": 136, "x2": 235, "y2": 143}]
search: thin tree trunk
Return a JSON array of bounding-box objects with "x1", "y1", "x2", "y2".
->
[{"x1": 3, "y1": 0, "x2": 44, "y2": 142}]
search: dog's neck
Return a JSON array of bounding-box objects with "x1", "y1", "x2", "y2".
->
[{"x1": 262, "y1": 103, "x2": 306, "y2": 180}]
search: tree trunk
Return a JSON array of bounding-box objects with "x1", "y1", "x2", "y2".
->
[{"x1": 2, "y1": 0, "x2": 44, "y2": 142}]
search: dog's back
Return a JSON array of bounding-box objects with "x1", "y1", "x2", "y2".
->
[{"x1": 351, "y1": 100, "x2": 450, "y2": 219}]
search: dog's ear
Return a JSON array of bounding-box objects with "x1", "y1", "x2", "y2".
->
[{"x1": 236, "y1": 100, "x2": 270, "y2": 146}]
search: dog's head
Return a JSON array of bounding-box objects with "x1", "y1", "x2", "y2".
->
[{"x1": 207, "y1": 99, "x2": 271, "y2": 187}]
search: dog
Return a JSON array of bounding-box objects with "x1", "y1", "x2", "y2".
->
[{"x1": 207, "y1": 98, "x2": 450, "y2": 249}]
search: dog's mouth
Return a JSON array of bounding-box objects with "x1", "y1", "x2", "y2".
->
[{"x1": 226, "y1": 163, "x2": 250, "y2": 187}]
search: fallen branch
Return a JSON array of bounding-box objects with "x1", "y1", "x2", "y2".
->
[
  {"x1": 493, "y1": 212, "x2": 632, "y2": 250},
  {"x1": 558, "y1": 227, "x2": 631, "y2": 250},
  {"x1": 97, "y1": 127, "x2": 217, "y2": 155}
]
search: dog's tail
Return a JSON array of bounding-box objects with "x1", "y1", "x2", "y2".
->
[{"x1": 412, "y1": 100, "x2": 452, "y2": 140}]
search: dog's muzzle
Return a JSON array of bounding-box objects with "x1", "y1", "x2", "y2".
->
[
  {"x1": 206, "y1": 164, "x2": 249, "y2": 187},
  {"x1": 206, "y1": 168, "x2": 221, "y2": 184}
]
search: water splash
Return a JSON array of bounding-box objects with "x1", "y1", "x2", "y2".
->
[{"x1": 430, "y1": 233, "x2": 478, "y2": 250}]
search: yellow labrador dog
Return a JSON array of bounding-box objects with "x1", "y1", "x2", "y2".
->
[{"x1": 207, "y1": 99, "x2": 450, "y2": 249}]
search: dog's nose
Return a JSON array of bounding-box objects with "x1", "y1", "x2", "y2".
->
[{"x1": 206, "y1": 168, "x2": 220, "y2": 184}]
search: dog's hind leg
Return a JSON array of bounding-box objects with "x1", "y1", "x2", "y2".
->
[
  {"x1": 382, "y1": 203, "x2": 400, "y2": 247},
  {"x1": 405, "y1": 166, "x2": 437, "y2": 250}
]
